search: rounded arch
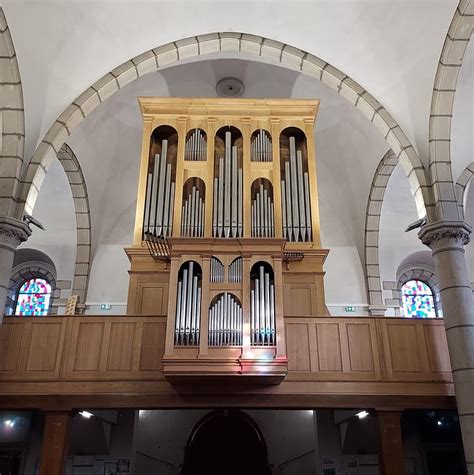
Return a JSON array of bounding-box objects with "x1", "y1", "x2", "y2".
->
[
  {"x1": 429, "y1": 0, "x2": 474, "y2": 222},
  {"x1": 181, "y1": 410, "x2": 271, "y2": 475},
  {"x1": 455, "y1": 161, "x2": 474, "y2": 218},
  {"x1": 17, "y1": 32, "x2": 427, "y2": 219}
]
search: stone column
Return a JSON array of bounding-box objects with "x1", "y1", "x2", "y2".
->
[
  {"x1": 39, "y1": 411, "x2": 73, "y2": 475},
  {"x1": 419, "y1": 221, "x2": 474, "y2": 473},
  {"x1": 376, "y1": 411, "x2": 404, "y2": 475},
  {"x1": 0, "y1": 216, "x2": 31, "y2": 320}
]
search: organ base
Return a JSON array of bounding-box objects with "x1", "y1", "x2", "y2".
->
[{"x1": 162, "y1": 351, "x2": 288, "y2": 385}]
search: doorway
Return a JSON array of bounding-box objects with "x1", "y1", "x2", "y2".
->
[{"x1": 181, "y1": 410, "x2": 271, "y2": 475}]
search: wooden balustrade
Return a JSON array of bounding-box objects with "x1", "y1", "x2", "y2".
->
[{"x1": 0, "y1": 315, "x2": 454, "y2": 410}]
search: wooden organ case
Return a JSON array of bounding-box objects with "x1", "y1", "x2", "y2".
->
[{"x1": 126, "y1": 98, "x2": 328, "y2": 384}]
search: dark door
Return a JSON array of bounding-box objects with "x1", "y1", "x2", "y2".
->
[{"x1": 181, "y1": 410, "x2": 271, "y2": 475}]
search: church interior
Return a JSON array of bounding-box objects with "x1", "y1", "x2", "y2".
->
[{"x1": 0, "y1": 1, "x2": 473, "y2": 474}]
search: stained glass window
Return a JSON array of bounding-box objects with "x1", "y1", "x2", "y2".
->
[
  {"x1": 14, "y1": 278, "x2": 51, "y2": 316},
  {"x1": 401, "y1": 280, "x2": 436, "y2": 319}
]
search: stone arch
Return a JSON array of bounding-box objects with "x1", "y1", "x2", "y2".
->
[
  {"x1": 429, "y1": 1, "x2": 474, "y2": 222},
  {"x1": 56, "y1": 144, "x2": 91, "y2": 305},
  {"x1": 364, "y1": 150, "x2": 399, "y2": 314},
  {"x1": 16, "y1": 32, "x2": 428, "y2": 218},
  {"x1": 455, "y1": 162, "x2": 474, "y2": 218},
  {"x1": 0, "y1": 7, "x2": 25, "y2": 218}
]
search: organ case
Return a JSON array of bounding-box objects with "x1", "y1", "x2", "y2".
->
[{"x1": 126, "y1": 98, "x2": 328, "y2": 383}]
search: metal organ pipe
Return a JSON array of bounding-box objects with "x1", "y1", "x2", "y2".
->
[
  {"x1": 208, "y1": 293, "x2": 242, "y2": 346},
  {"x1": 250, "y1": 265, "x2": 276, "y2": 346},
  {"x1": 143, "y1": 139, "x2": 176, "y2": 238},
  {"x1": 251, "y1": 129, "x2": 272, "y2": 162},
  {"x1": 280, "y1": 135, "x2": 312, "y2": 242},
  {"x1": 185, "y1": 129, "x2": 206, "y2": 161},
  {"x1": 175, "y1": 262, "x2": 201, "y2": 345},
  {"x1": 210, "y1": 257, "x2": 224, "y2": 283},
  {"x1": 213, "y1": 131, "x2": 243, "y2": 237},
  {"x1": 181, "y1": 183, "x2": 205, "y2": 237},
  {"x1": 229, "y1": 257, "x2": 242, "y2": 283},
  {"x1": 251, "y1": 182, "x2": 275, "y2": 237}
]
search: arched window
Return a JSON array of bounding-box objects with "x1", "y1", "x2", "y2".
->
[
  {"x1": 401, "y1": 280, "x2": 436, "y2": 319},
  {"x1": 14, "y1": 278, "x2": 52, "y2": 316}
]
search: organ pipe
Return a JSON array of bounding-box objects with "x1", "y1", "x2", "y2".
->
[
  {"x1": 250, "y1": 264, "x2": 276, "y2": 346},
  {"x1": 251, "y1": 129, "x2": 272, "y2": 162},
  {"x1": 175, "y1": 261, "x2": 201, "y2": 345},
  {"x1": 181, "y1": 185, "x2": 205, "y2": 237},
  {"x1": 208, "y1": 292, "x2": 243, "y2": 346},
  {"x1": 185, "y1": 129, "x2": 207, "y2": 161},
  {"x1": 210, "y1": 257, "x2": 224, "y2": 283},
  {"x1": 213, "y1": 131, "x2": 243, "y2": 238},
  {"x1": 228, "y1": 257, "x2": 242, "y2": 283},
  {"x1": 143, "y1": 139, "x2": 175, "y2": 238},
  {"x1": 251, "y1": 182, "x2": 275, "y2": 237},
  {"x1": 281, "y1": 136, "x2": 312, "y2": 242}
]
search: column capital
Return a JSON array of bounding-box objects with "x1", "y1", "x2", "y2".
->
[
  {"x1": 418, "y1": 221, "x2": 471, "y2": 252},
  {"x1": 368, "y1": 305, "x2": 387, "y2": 316},
  {"x1": 0, "y1": 216, "x2": 31, "y2": 250}
]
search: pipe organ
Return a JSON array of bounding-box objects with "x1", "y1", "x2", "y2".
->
[{"x1": 127, "y1": 98, "x2": 328, "y2": 384}]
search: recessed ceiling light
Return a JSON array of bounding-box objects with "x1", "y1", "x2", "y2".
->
[
  {"x1": 79, "y1": 411, "x2": 93, "y2": 419},
  {"x1": 356, "y1": 410, "x2": 369, "y2": 419}
]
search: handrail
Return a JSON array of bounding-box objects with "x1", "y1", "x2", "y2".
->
[
  {"x1": 278, "y1": 449, "x2": 315, "y2": 470},
  {"x1": 135, "y1": 450, "x2": 175, "y2": 470}
]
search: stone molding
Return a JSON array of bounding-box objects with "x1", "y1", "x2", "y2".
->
[
  {"x1": 418, "y1": 221, "x2": 471, "y2": 251},
  {"x1": 0, "y1": 217, "x2": 31, "y2": 249}
]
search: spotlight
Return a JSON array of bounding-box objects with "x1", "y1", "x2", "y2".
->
[
  {"x1": 79, "y1": 411, "x2": 93, "y2": 419},
  {"x1": 437, "y1": 420, "x2": 442, "y2": 426},
  {"x1": 356, "y1": 410, "x2": 369, "y2": 419},
  {"x1": 4, "y1": 420, "x2": 14, "y2": 427}
]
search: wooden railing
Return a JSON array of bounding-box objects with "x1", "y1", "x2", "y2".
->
[{"x1": 0, "y1": 315, "x2": 454, "y2": 409}]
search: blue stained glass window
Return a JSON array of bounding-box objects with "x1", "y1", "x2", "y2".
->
[
  {"x1": 401, "y1": 280, "x2": 436, "y2": 319},
  {"x1": 14, "y1": 278, "x2": 52, "y2": 316}
]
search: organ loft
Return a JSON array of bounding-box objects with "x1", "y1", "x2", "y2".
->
[{"x1": 126, "y1": 97, "x2": 328, "y2": 382}]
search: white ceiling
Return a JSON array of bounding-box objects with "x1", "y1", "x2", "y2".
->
[{"x1": 3, "y1": 0, "x2": 457, "y2": 164}]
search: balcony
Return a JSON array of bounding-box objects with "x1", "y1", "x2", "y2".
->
[{"x1": 0, "y1": 315, "x2": 453, "y2": 410}]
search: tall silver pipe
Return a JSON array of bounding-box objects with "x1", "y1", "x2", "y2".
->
[
  {"x1": 296, "y1": 150, "x2": 306, "y2": 241},
  {"x1": 185, "y1": 262, "x2": 194, "y2": 343},
  {"x1": 281, "y1": 181, "x2": 287, "y2": 239},
  {"x1": 304, "y1": 171, "x2": 312, "y2": 240},
  {"x1": 251, "y1": 289, "x2": 255, "y2": 345},
  {"x1": 144, "y1": 173, "x2": 152, "y2": 233},
  {"x1": 270, "y1": 283, "x2": 275, "y2": 345},
  {"x1": 217, "y1": 157, "x2": 224, "y2": 236},
  {"x1": 175, "y1": 280, "x2": 182, "y2": 344},
  {"x1": 196, "y1": 287, "x2": 201, "y2": 344},
  {"x1": 238, "y1": 168, "x2": 243, "y2": 236},
  {"x1": 190, "y1": 186, "x2": 196, "y2": 236},
  {"x1": 163, "y1": 164, "x2": 172, "y2": 237},
  {"x1": 224, "y1": 133, "x2": 231, "y2": 236},
  {"x1": 255, "y1": 276, "x2": 260, "y2": 345},
  {"x1": 180, "y1": 267, "x2": 188, "y2": 344},
  {"x1": 284, "y1": 161, "x2": 293, "y2": 241},
  {"x1": 269, "y1": 196, "x2": 274, "y2": 237},
  {"x1": 156, "y1": 140, "x2": 168, "y2": 236},
  {"x1": 169, "y1": 181, "x2": 175, "y2": 236},
  {"x1": 190, "y1": 275, "x2": 198, "y2": 344},
  {"x1": 231, "y1": 146, "x2": 238, "y2": 237},
  {"x1": 149, "y1": 154, "x2": 160, "y2": 233},
  {"x1": 213, "y1": 177, "x2": 218, "y2": 236},
  {"x1": 289, "y1": 137, "x2": 300, "y2": 241},
  {"x1": 264, "y1": 271, "x2": 270, "y2": 344}
]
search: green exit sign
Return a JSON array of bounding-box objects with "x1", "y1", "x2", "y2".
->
[{"x1": 345, "y1": 306, "x2": 356, "y2": 312}]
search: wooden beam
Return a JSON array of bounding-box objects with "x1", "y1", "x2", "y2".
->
[
  {"x1": 40, "y1": 411, "x2": 72, "y2": 475},
  {"x1": 377, "y1": 411, "x2": 405, "y2": 475}
]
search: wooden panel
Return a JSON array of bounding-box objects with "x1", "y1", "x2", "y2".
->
[
  {"x1": 386, "y1": 324, "x2": 422, "y2": 373},
  {"x1": 346, "y1": 324, "x2": 375, "y2": 372},
  {"x1": 0, "y1": 322, "x2": 25, "y2": 371},
  {"x1": 424, "y1": 324, "x2": 451, "y2": 373},
  {"x1": 73, "y1": 322, "x2": 104, "y2": 371},
  {"x1": 26, "y1": 323, "x2": 62, "y2": 371},
  {"x1": 107, "y1": 323, "x2": 136, "y2": 371},
  {"x1": 316, "y1": 323, "x2": 342, "y2": 371},
  {"x1": 284, "y1": 286, "x2": 313, "y2": 316},
  {"x1": 139, "y1": 322, "x2": 166, "y2": 371},
  {"x1": 286, "y1": 323, "x2": 310, "y2": 371},
  {"x1": 138, "y1": 283, "x2": 167, "y2": 315}
]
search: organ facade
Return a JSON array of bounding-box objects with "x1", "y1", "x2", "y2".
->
[{"x1": 126, "y1": 97, "x2": 328, "y2": 382}]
